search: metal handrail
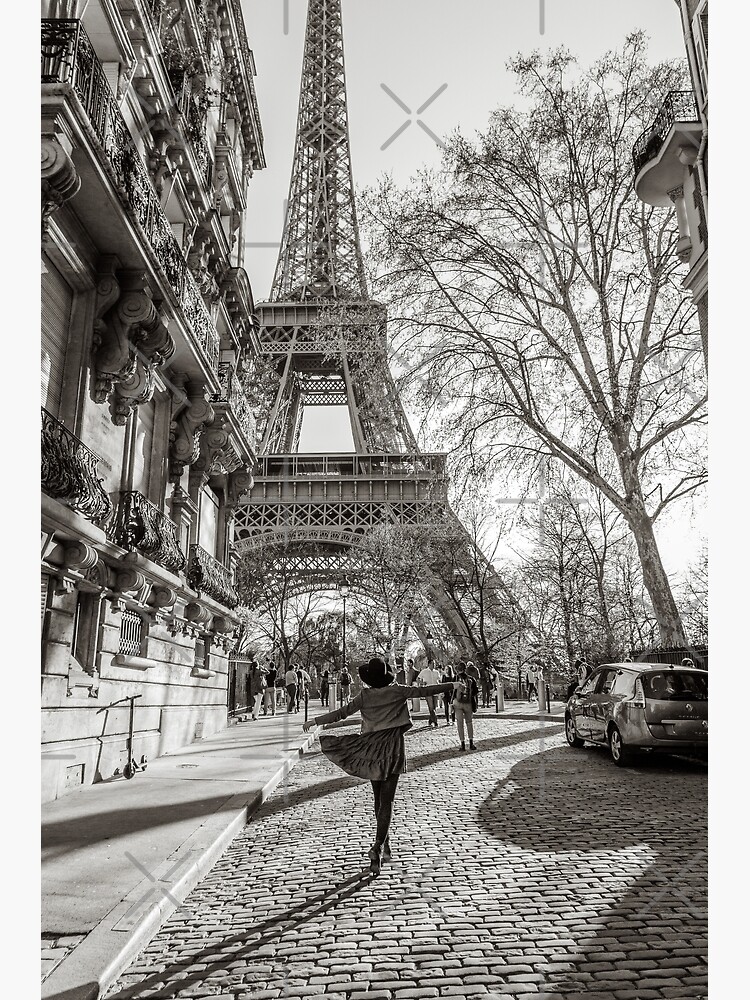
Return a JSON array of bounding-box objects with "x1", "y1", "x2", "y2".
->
[
  {"x1": 41, "y1": 407, "x2": 113, "y2": 526},
  {"x1": 255, "y1": 453, "x2": 448, "y2": 479},
  {"x1": 632, "y1": 90, "x2": 699, "y2": 177},
  {"x1": 211, "y1": 363, "x2": 257, "y2": 446}
]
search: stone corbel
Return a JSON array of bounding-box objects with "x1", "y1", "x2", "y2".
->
[
  {"x1": 93, "y1": 269, "x2": 175, "y2": 425},
  {"x1": 41, "y1": 135, "x2": 80, "y2": 244},
  {"x1": 55, "y1": 541, "x2": 100, "y2": 595},
  {"x1": 184, "y1": 602, "x2": 212, "y2": 628},
  {"x1": 227, "y1": 468, "x2": 254, "y2": 509},
  {"x1": 168, "y1": 376, "x2": 216, "y2": 482},
  {"x1": 112, "y1": 567, "x2": 152, "y2": 608}
]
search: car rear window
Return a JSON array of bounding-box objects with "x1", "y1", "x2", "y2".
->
[{"x1": 641, "y1": 671, "x2": 708, "y2": 701}]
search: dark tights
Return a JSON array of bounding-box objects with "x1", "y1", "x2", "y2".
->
[{"x1": 370, "y1": 774, "x2": 400, "y2": 846}]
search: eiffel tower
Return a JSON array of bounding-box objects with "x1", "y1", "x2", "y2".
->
[{"x1": 234, "y1": 0, "x2": 497, "y2": 654}]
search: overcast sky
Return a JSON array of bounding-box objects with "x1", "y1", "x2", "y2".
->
[{"x1": 238, "y1": 0, "x2": 703, "y2": 574}]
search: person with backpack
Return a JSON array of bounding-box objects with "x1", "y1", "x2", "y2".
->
[
  {"x1": 303, "y1": 656, "x2": 458, "y2": 874},
  {"x1": 295, "y1": 666, "x2": 311, "y2": 713},
  {"x1": 454, "y1": 663, "x2": 478, "y2": 751},
  {"x1": 264, "y1": 662, "x2": 277, "y2": 716}
]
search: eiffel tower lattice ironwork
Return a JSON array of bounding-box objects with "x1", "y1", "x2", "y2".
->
[{"x1": 234, "y1": 0, "x2": 505, "y2": 655}]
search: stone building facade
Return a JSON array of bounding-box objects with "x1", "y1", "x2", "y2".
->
[
  {"x1": 633, "y1": 0, "x2": 708, "y2": 366},
  {"x1": 40, "y1": 0, "x2": 265, "y2": 802}
]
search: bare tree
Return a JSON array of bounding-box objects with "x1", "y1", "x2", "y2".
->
[{"x1": 364, "y1": 36, "x2": 706, "y2": 646}]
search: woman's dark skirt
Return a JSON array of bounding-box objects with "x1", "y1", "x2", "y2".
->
[{"x1": 319, "y1": 725, "x2": 410, "y2": 781}]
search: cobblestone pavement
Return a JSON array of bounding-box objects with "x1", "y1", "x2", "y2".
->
[{"x1": 105, "y1": 717, "x2": 707, "y2": 1000}]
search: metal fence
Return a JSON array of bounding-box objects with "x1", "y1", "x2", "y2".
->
[{"x1": 629, "y1": 645, "x2": 708, "y2": 670}]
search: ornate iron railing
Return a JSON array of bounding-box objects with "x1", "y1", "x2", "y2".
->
[
  {"x1": 111, "y1": 491, "x2": 186, "y2": 573},
  {"x1": 632, "y1": 90, "x2": 699, "y2": 177},
  {"x1": 187, "y1": 544, "x2": 240, "y2": 608},
  {"x1": 41, "y1": 19, "x2": 220, "y2": 372},
  {"x1": 212, "y1": 362, "x2": 257, "y2": 445},
  {"x1": 255, "y1": 453, "x2": 448, "y2": 480},
  {"x1": 41, "y1": 407, "x2": 113, "y2": 526}
]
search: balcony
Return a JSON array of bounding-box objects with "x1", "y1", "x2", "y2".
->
[
  {"x1": 186, "y1": 544, "x2": 240, "y2": 609},
  {"x1": 255, "y1": 453, "x2": 448, "y2": 480},
  {"x1": 41, "y1": 407, "x2": 113, "y2": 527},
  {"x1": 110, "y1": 491, "x2": 186, "y2": 573},
  {"x1": 211, "y1": 362, "x2": 257, "y2": 449},
  {"x1": 632, "y1": 90, "x2": 701, "y2": 206},
  {"x1": 41, "y1": 19, "x2": 220, "y2": 373}
]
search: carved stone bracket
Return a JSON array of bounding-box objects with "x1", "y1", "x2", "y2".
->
[
  {"x1": 112, "y1": 567, "x2": 153, "y2": 608},
  {"x1": 93, "y1": 267, "x2": 175, "y2": 425},
  {"x1": 169, "y1": 375, "x2": 216, "y2": 482},
  {"x1": 55, "y1": 541, "x2": 100, "y2": 595},
  {"x1": 41, "y1": 135, "x2": 80, "y2": 244},
  {"x1": 227, "y1": 468, "x2": 254, "y2": 509}
]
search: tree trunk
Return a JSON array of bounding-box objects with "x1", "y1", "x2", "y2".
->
[{"x1": 625, "y1": 500, "x2": 688, "y2": 647}]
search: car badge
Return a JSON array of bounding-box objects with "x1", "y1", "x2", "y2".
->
[{"x1": 686, "y1": 704, "x2": 693, "y2": 712}]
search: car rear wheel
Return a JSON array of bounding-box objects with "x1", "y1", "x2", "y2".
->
[
  {"x1": 565, "y1": 714, "x2": 585, "y2": 748},
  {"x1": 609, "y1": 724, "x2": 634, "y2": 767}
]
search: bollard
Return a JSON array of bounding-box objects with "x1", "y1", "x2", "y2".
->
[
  {"x1": 305, "y1": 696, "x2": 308, "y2": 724},
  {"x1": 545, "y1": 683, "x2": 551, "y2": 713}
]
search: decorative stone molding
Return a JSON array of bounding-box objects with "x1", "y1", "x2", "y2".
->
[
  {"x1": 41, "y1": 135, "x2": 80, "y2": 244},
  {"x1": 93, "y1": 269, "x2": 174, "y2": 425},
  {"x1": 227, "y1": 468, "x2": 254, "y2": 509},
  {"x1": 55, "y1": 541, "x2": 100, "y2": 594},
  {"x1": 184, "y1": 602, "x2": 212, "y2": 627},
  {"x1": 113, "y1": 567, "x2": 152, "y2": 607},
  {"x1": 168, "y1": 375, "x2": 216, "y2": 482}
]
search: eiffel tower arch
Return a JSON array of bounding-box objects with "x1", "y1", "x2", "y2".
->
[{"x1": 235, "y1": 0, "x2": 504, "y2": 659}]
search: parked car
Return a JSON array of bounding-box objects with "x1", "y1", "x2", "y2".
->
[{"x1": 565, "y1": 662, "x2": 708, "y2": 766}]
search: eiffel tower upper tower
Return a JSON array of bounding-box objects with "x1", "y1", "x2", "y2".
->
[{"x1": 234, "y1": 0, "x2": 496, "y2": 651}]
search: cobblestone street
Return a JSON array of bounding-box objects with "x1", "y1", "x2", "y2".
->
[{"x1": 105, "y1": 715, "x2": 707, "y2": 1000}]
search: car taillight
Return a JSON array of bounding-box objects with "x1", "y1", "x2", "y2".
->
[{"x1": 631, "y1": 679, "x2": 646, "y2": 708}]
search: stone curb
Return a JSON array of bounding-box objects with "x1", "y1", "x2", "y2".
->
[{"x1": 41, "y1": 730, "x2": 318, "y2": 1000}]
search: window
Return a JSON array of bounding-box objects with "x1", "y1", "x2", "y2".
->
[
  {"x1": 198, "y1": 485, "x2": 220, "y2": 557},
  {"x1": 578, "y1": 671, "x2": 600, "y2": 696},
  {"x1": 72, "y1": 593, "x2": 103, "y2": 675},
  {"x1": 194, "y1": 637, "x2": 206, "y2": 670},
  {"x1": 595, "y1": 669, "x2": 618, "y2": 695},
  {"x1": 118, "y1": 609, "x2": 143, "y2": 656},
  {"x1": 642, "y1": 670, "x2": 708, "y2": 702},
  {"x1": 41, "y1": 254, "x2": 73, "y2": 416},
  {"x1": 611, "y1": 670, "x2": 636, "y2": 698},
  {"x1": 132, "y1": 398, "x2": 156, "y2": 497},
  {"x1": 692, "y1": 1, "x2": 708, "y2": 105}
]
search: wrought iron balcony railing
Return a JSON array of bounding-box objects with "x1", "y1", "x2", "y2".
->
[
  {"x1": 211, "y1": 362, "x2": 257, "y2": 446},
  {"x1": 187, "y1": 544, "x2": 240, "y2": 609},
  {"x1": 41, "y1": 407, "x2": 113, "y2": 527},
  {"x1": 110, "y1": 491, "x2": 186, "y2": 573},
  {"x1": 632, "y1": 90, "x2": 699, "y2": 177},
  {"x1": 41, "y1": 19, "x2": 219, "y2": 372}
]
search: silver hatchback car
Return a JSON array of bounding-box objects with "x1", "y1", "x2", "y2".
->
[{"x1": 565, "y1": 662, "x2": 708, "y2": 766}]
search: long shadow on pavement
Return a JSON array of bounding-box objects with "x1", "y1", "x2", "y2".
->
[
  {"x1": 475, "y1": 743, "x2": 708, "y2": 997},
  {"x1": 100, "y1": 871, "x2": 377, "y2": 1000}
]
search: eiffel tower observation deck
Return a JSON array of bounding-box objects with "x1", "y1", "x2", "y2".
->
[{"x1": 234, "y1": 0, "x2": 495, "y2": 648}]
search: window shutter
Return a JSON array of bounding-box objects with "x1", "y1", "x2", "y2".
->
[
  {"x1": 692, "y1": 2, "x2": 708, "y2": 105},
  {"x1": 41, "y1": 255, "x2": 72, "y2": 417},
  {"x1": 132, "y1": 399, "x2": 156, "y2": 496}
]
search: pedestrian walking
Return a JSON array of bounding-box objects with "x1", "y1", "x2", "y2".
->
[
  {"x1": 440, "y1": 663, "x2": 456, "y2": 725},
  {"x1": 303, "y1": 656, "x2": 457, "y2": 875},
  {"x1": 295, "y1": 666, "x2": 311, "y2": 712},
  {"x1": 479, "y1": 662, "x2": 493, "y2": 708},
  {"x1": 263, "y1": 663, "x2": 277, "y2": 716},
  {"x1": 417, "y1": 657, "x2": 442, "y2": 728},
  {"x1": 526, "y1": 668, "x2": 537, "y2": 701},
  {"x1": 248, "y1": 658, "x2": 265, "y2": 720},
  {"x1": 320, "y1": 669, "x2": 330, "y2": 707},
  {"x1": 405, "y1": 658, "x2": 416, "y2": 685},
  {"x1": 454, "y1": 663, "x2": 478, "y2": 751},
  {"x1": 340, "y1": 665, "x2": 352, "y2": 704},
  {"x1": 285, "y1": 665, "x2": 298, "y2": 713}
]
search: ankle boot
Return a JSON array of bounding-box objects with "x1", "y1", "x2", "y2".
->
[{"x1": 382, "y1": 837, "x2": 392, "y2": 862}]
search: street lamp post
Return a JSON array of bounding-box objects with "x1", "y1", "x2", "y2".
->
[{"x1": 339, "y1": 576, "x2": 350, "y2": 709}]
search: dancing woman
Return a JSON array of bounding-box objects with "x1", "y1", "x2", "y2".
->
[{"x1": 303, "y1": 656, "x2": 456, "y2": 874}]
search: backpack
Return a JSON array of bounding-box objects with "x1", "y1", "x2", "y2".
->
[{"x1": 456, "y1": 675, "x2": 478, "y2": 713}]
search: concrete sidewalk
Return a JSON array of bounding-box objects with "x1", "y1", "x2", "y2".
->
[{"x1": 41, "y1": 711, "x2": 316, "y2": 1000}]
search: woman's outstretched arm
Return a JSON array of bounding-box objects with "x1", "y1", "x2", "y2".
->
[
  {"x1": 400, "y1": 682, "x2": 456, "y2": 698},
  {"x1": 304, "y1": 693, "x2": 363, "y2": 731}
]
